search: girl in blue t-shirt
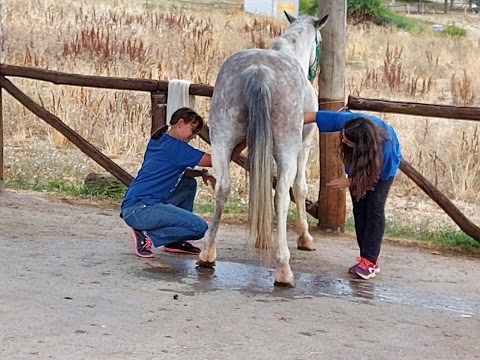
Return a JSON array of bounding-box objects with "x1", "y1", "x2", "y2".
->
[
  {"x1": 121, "y1": 107, "x2": 245, "y2": 258},
  {"x1": 304, "y1": 110, "x2": 402, "y2": 280}
]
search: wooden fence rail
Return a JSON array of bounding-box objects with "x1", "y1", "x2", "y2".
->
[
  {"x1": 0, "y1": 64, "x2": 214, "y2": 96},
  {"x1": 348, "y1": 96, "x2": 480, "y2": 122},
  {"x1": 399, "y1": 159, "x2": 480, "y2": 241}
]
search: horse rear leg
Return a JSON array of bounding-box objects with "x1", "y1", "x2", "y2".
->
[
  {"x1": 273, "y1": 156, "x2": 297, "y2": 287},
  {"x1": 294, "y1": 135, "x2": 315, "y2": 251},
  {"x1": 197, "y1": 148, "x2": 231, "y2": 267}
]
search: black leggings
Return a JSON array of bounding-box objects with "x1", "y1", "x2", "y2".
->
[{"x1": 350, "y1": 177, "x2": 394, "y2": 264}]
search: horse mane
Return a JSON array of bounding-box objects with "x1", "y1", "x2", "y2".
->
[{"x1": 269, "y1": 16, "x2": 316, "y2": 54}]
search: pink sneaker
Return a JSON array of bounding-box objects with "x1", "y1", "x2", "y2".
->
[
  {"x1": 349, "y1": 257, "x2": 380, "y2": 275},
  {"x1": 350, "y1": 257, "x2": 376, "y2": 280},
  {"x1": 130, "y1": 228, "x2": 154, "y2": 258},
  {"x1": 163, "y1": 241, "x2": 201, "y2": 255}
]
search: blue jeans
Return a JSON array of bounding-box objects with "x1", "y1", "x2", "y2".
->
[{"x1": 121, "y1": 177, "x2": 208, "y2": 247}]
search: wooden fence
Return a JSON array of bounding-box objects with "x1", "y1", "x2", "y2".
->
[{"x1": 0, "y1": 63, "x2": 479, "y2": 243}]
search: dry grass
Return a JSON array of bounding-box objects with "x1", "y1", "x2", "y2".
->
[{"x1": 2, "y1": 0, "x2": 480, "y2": 230}]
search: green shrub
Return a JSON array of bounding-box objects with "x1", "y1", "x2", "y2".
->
[
  {"x1": 299, "y1": 0, "x2": 318, "y2": 15},
  {"x1": 347, "y1": 0, "x2": 385, "y2": 23},
  {"x1": 300, "y1": 0, "x2": 421, "y2": 31},
  {"x1": 6, "y1": 179, "x2": 127, "y2": 200},
  {"x1": 442, "y1": 23, "x2": 467, "y2": 37}
]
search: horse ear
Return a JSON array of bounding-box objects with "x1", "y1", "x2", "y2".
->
[
  {"x1": 284, "y1": 11, "x2": 297, "y2": 24},
  {"x1": 314, "y1": 14, "x2": 329, "y2": 30}
]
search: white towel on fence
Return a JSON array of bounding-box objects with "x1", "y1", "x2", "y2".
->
[{"x1": 166, "y1": 79, "x2": 196, "y2": 125}]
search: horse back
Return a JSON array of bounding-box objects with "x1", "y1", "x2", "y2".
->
[{"x1": 210, "y1": 48, "x2": 309, "y2": 144}]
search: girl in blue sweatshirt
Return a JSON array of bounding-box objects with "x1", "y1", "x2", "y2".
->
[
  {"x1": 304, "y1": 110, "x2": 402, "y2": 279},
  {"x1": 122, "y1": 107, "x2": 244, "y2": 258}
]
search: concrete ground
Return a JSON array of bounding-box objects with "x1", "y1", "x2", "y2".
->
[{"x1": 1, "y1": 189, "x2": 479, "y2": 360}]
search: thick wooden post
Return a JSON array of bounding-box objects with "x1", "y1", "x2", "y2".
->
[
  {"x1": 0, "y1": 0, "x2": 3, "y2": 191},
  {"x1": 0, "y1": 86, "x2": 3, "y2": 191},
  {"x1": 150, "y1": 92, "x2": 167, "y2": 136},
  {"x1": 317, "y1": 0, "x2": 347, "y2": 230}
]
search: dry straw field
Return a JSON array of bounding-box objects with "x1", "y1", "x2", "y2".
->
[{"x1": 2, "y1": 0, "x2": 480, "y2": 230}]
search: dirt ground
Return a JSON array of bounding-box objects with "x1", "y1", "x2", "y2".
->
[{"x1": 1, "y1": 189, "x2": 479, "y2": 360}]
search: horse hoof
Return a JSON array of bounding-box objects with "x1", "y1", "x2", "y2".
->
[
  {"x1": 297, "y1": 245, "x2": 316, "y2": 251},
  {"x1": 297, "y1": 235, "x2": 316, "y2": 251},
  {"x1": 197, "y1": 260, "x2": 216, "y2": 268},
  {"x1": 274, "y1": 280, "x2": 295, "y2": 288}
]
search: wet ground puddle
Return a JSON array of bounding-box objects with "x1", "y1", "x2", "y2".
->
[{"x1": 140, "y1": 257, "x2": 477, "y2": 316}]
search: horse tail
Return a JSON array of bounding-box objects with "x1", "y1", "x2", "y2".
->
[{"x1": 241, "y1": 64, "x2": 275, "y2": 251}]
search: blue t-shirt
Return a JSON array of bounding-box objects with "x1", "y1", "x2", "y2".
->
[
  {"x1": 121, "y1": 134, "x2": 204, "y2": 209},
  {"x1": 315, "y1": 110, "x2": 402, "y2": 180}
]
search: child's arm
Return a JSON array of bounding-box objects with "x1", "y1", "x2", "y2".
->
[
  {"x1": 304, "y1": 112, "x2": 317, "y2": 125},
  {"x1": 304, "y1": 110, "x2": 352, "y2": 132},
  {"x1": 196, "y1": 140, "x2": 247, "y2": 168}
]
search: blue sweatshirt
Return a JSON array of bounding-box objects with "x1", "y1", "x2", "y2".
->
[
  {"x1": 315, "y1": 110, "x2": 402, "y2": 180},
  {"x1": 122, "y1": 134, "x2": 204, "y2": 209}
]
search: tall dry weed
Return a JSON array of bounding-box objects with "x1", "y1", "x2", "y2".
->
[
  {"x1": 450, "y1": 70, "x2": 475, "y2": 106},
  {"x1": 383, "y1": 45, "x2": 405, "y2": 93}
]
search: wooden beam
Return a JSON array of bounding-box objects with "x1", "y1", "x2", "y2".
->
[
  {"x1": 151, "y1": 92, "x2": 167, "y2": 136},
  {"x1": 400, "y1": 159, "x2": 480, "y2": 243},
  {"x1": 0, "y1": 64, "x2": 214, "y2": 97},
  {"x1": 0, "y1": 75, "x2": 134, "y2": 187},
  {"x1": 0, "y1": 0, "x2": 3, "y2": 190},
  {"x1": 348, "y1": 96, "x2": 480, "y2": 122},
  {"x1": 0, "y1": 86, "x2": 3, "y2": 190},
  {"x1": 317, "y1": 0, "x2": 347, "y2": 231}
]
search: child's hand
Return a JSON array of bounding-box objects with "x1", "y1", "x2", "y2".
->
[
  {"x1": 202, "y1": 171, "x2": 216, "y2": 190},
  {"x1": 326, "y1": 177, "x2": 350, "y2": 191}
]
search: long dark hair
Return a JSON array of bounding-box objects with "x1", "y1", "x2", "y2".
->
[
  {"x1": 151, "y1": 107, "x2": 204, "y2": 140},
  {"x1": 339, "y1": 116, "x2": 389, "y2": 200}
]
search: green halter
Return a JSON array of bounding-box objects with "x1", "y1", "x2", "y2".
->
[{"x1": 308, "y1": 33, "x2": 320, "y2": 81}]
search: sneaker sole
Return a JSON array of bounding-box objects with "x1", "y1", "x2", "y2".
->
[
  {"x1": 349, "y1": 267, "x2": 379, "y2": 274},
  {"x1": 163, "y1": 247, "x2": 199, "y2": 255},
  {"x1": 356, "y1": 271, "x2": 376, "y2": 280},
  {"x1": 130, "y1": 229, "x2": 155, "y2": 258}
]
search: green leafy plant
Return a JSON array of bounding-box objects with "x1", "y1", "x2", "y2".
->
[
  {"x1": 300, "y1": 0, "x2": 421, "y2": 31},
  {"x1": 299, "y1": 0, "x2": 318, "y2": 15},
  {"x1": 80, "y1": 180, "x2": 127, "y2": 200},
  {"x1": 6, "y1": 179, "x2": 127, "y2": 200},
  {"x1": 442, "y1": 23, "x2": 467, "y2": 38},
  {"x1": 348, "y1": 0, "x2": 385, "y2": 23}
]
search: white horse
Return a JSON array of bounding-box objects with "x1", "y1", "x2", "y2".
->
[{"x1": 198, "y1": 12, "x2": 329, "y2": 287}]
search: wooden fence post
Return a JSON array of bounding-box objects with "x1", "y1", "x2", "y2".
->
[
  {"x1": 0, "y1": 86, "x2": 3, "y2": 191},
  {"x1": 317, "y1": 0, "x2": 347, "y2": 231},
  {"x1": 151, "y1": 91, "x2": 167, "y2": 136},
  {"x1": 0, "y1": 0, "x2": 4, "y2": 191}
]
